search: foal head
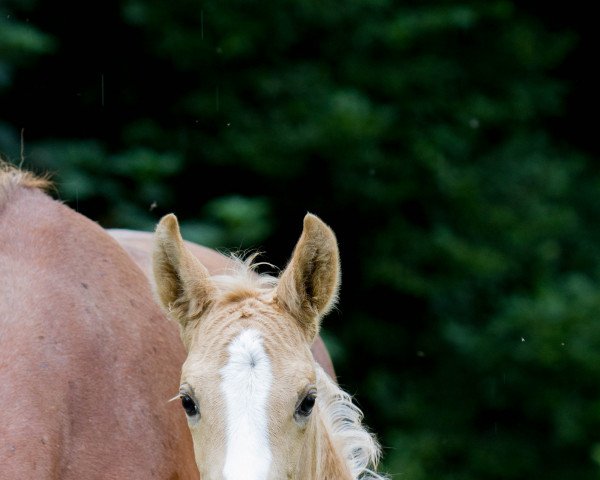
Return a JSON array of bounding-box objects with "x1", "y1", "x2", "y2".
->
[{"x1": 153, "y1": 213, "x2": 341, "y2": 479}]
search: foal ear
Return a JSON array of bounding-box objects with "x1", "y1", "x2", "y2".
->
[
  {"x1": 153, "y1": 214, "x2": 216, "y2": 344},
  {"x1": 275, "y1": 213, "x2": 340, "y2": 342}
]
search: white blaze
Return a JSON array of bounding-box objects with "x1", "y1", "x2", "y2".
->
[{"x1": 220, "y1": 328, "x2": 273, "y2": 480}]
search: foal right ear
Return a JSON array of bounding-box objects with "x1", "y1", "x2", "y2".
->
[
  {"x1": 275, "y1": 214, "x2": 340, "y2": 342},
  {"x1": 153, "y1": 214, "x2": 216, "y2": 346}
]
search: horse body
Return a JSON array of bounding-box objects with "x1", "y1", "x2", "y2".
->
[
  {"x1": 152, "y1": 213, "x2": 386, "y2": 479},
  {"x1": 0, "y1": 168, "x2": 198, "y2": 479}
]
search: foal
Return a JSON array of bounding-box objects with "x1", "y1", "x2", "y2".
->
[{"x1": 153, "y1": 213, "x2": 387, "y2": 479}]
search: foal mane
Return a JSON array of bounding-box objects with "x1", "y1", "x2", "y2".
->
[
  {"x1": 316, "y1": 366, "x2": 388, "y2": 480},
  {"x1": 0, "y1": 161, "x2": 52, "y2": 206},
  {"x1": 209, "y1": 254, "x2": 387, "y2": 479}
]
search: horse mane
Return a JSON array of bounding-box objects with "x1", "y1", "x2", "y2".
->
[
  {"x1": 0, "y1": 161, "x2": 52, "y2": 206},
  {"x1": 316, "y1": 365, "x2": 388, "y2": 480}
]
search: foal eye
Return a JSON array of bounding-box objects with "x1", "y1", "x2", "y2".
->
[
  {"x1": 296, "y1": 391, "x2": 317, "y2": 418},
  {"x1": 181, "y1": 394, "x2": 199, "y2": 417}
]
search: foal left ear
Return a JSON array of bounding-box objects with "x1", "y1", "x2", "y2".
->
[
  {"x1": 153, "y1": 214, "x2": 217, "y2": 347},
  {"x1": 275, "y1": 213, "x2": 340, "y2": 342}
]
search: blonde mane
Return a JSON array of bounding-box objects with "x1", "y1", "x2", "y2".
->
[{"x1": 316, "y1": 366, "x2": 388, "y2": 480}]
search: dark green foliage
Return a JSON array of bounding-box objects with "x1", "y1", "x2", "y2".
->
[{"x1": 1, "y1": 0, "x2": 598, "y2": 477}]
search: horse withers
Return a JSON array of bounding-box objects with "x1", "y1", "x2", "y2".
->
[
  {"x1": 152, "y1": 213, "x2": 387, "y2": 479},
  {"x1": 0, "y1": 164, "x2": 198, "y2": 479}
]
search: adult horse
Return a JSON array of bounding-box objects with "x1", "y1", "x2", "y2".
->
[
  {"x1": 151, "y1": 213, "x2": 387, "y2": 479},
  {"x1": 0, "y1": 164, "x2": 197, "y2": 479}
]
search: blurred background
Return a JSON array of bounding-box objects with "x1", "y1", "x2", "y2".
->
[{"x1": 1, "y1": 0, "x2": 598, "y2": 477}]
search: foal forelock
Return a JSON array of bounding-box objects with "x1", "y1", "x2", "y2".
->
[
  {"x1": 211, "y1": 254, "x2": 278, "y2": 297},
  {"x1": 220, "y1": 328, "x2": 273, "y2": 480}
]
